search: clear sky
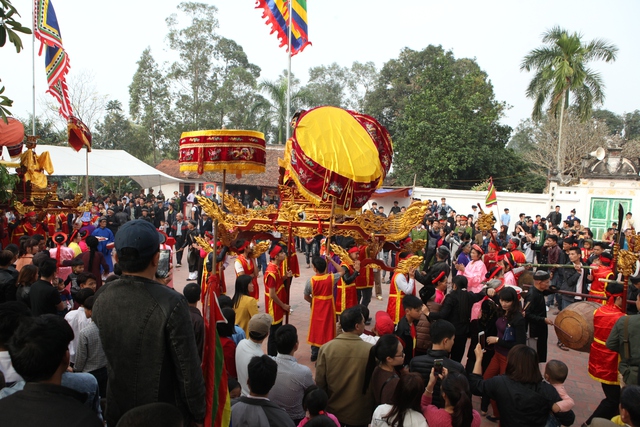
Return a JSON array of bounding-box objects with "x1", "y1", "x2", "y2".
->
[{"x1": 1, "y1": 0, "x2": 638, "y2": 132}]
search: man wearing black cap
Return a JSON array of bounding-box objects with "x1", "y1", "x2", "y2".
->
[
  {"x1": 92, "y1": 220, "x2": 205, "y2": 426},
  {"x1": 525, "y1": 270, "x2": 555, "y2": 362}
]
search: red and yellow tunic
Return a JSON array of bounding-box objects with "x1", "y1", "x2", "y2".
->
[
  {"x1": 59, "y1": 213, "x2": 69, "y2": 234},
  {"x1": 46, "y1": 214, "x2": 57, "y2": 236},
  {"x1": 265, "y1": 262, "x2": 286, "y2": 324},
  {"x1": 335, "y1": 263, "x2": 357, "y2": 315},
  {"x1": 22, "y1": 221, "x2": 46, "y2": 237},
  {"x1": 588, "y1": 303, "x2": 625, "y2": 384},
  {"x1": 387, "y1": 272, "x2": 415, "y2": 324},
  {"x1": 590, "y1": 266, "x2": 613, "y2": 304},
  {"x1": 355, "y1": 246, "x2": 374, "y2": 290},
  {"x1": 483, "y1": 252, "x2": 498, "y2": 271},
  {"x1": 237, "y1": 254, "x2": 259, "y2": 300},
  {"x1": 308, "y1": 274, "x2": 336, "y2": 347}
]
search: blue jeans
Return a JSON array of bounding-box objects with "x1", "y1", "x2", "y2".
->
[{"x1": 61, "y1": 372, "x2": 103, "y2": 420}]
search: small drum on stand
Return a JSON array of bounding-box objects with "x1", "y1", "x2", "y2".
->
[{"x1": 554, "y1": 301, "x2": 600, "y2": 352}]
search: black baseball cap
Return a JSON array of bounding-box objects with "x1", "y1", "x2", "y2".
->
[{"x1": 115, "y1": 220, "x2": 160, "y2": 258}]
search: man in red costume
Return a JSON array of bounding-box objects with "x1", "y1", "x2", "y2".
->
[
  {"x1": 585, "y1": 282, "x2": 626, "y2": 425},
  {"x1": 234, "y1": 239, "x2": 259, "y2": 300},
  {"x1": 20, "y1": 211, "x2": 47, "y2": 239},
  {"x1": 355, "y1": 244, "x2": 375, "y2": 321},
  {"x1": 328, "y1": 245, "x2": 360, "y2": 317},
  {"x1": 387, "y1": 252, "x2": 417, "y2": 324},
  {"x1": 264, "y1": 242, "x2": 292, "y2": 356},
  {"x1": 303, "y1": 257, "x2": 346, "y2": 362},
  {"x1": 483, "y1": 239, "x2": 500, "y2": 271},
  {"x1": 588, "y1": 252, "x2": 614, "y2": 304}
]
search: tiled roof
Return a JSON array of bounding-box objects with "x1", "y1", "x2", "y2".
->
[{"x1": 155, "y1": 146, "x2": 284, "y2": 188}]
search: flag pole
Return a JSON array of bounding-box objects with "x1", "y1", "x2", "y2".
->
[
  {"x1": 285, "y1": 0, "x2": 292, "y2": 141},
  {"x1": 85, "y1": 148, "x2": 89, "y2": 199},
  {"x1": 31, "y1": 3, "x2": 36, "y2": 135}
]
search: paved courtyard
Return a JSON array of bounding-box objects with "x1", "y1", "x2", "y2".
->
[{"x1": 171, "y1": 251, "x2": 602, "y2": 426}]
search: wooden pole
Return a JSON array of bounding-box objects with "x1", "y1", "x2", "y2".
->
[{"x1": 325, "y1": 197, "x2": 336, "y2": 254}]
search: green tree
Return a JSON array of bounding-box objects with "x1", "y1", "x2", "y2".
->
[
  {"x1": 166, "y1": 2, "x2": 219, "y2": 129},
  {"x1": 305, "y1": 62, "x2": 349, "y2": 108},
  {"x1": 94, "y1": 100, "x2": 152, "y2": 162},
  {"x1": 346, "y1": 61, "x2": 378, "y2": 113},
  {"x1": 368, "y1": 46, "x2": 541, "y2": 192},
  {"x1": 20, "y1": 115, "x2": 66, "y2": 145},
  {"x1": 129, "y1": 47, "x2": 170, "y2": 164},
  {"x1": 592, "y1": 109, "x2": 624, "y2": 136},
  {"x1": 212, "y1": 37, "x2": 261, "y2": 129},
  {"x1": 0, "y1": 0, "x2": 31, "y2": 121},
  {"x1": 521, "y1": 26, "x2": 618, "y2": 175},
  {"x1": 260, "y1": 71, "x2": 311, "y2": 144},
  {"x1": 624, "y1": 110, "x2": 640, "y2": 141}
]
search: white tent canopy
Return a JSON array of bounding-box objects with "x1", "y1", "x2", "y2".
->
[{"x1": 8, "y1": 145, "x2": 183, "y2": 188}]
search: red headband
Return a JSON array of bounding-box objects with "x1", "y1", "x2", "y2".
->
[
  {"x1": 489, "y1": 242, "x2": 500, "y2": 250},
  {"x1": 236, "y1": 241, "x2": 251, "y2": 252},
  {"x1": 269, "y1": 245, "x2": 282, "y2": 259},
  {"x1": 487, "y1": 266, "x2": 503, "y2": 280},
  {"x1": 431, "y1": 270, "x2": 446, "y2": 284},
  {"x1": 600, "y1": 255, "x2": 612, "y2": 266},
  {"x1": 472, "y1": 244, "x2": 484, "y2": 255},
  {"x1": 25, "y1": 211, "x2": 36, "y2": 218},
  {"x1": 348, "y1": 246, "x2": 359, "y2": 254}
]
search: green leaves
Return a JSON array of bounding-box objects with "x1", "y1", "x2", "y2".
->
[
  {"x1": 0, "y1": 0, "x2": 32, "y2": 53},
  {"x1": 521, "y1": 27, "x2": 618, "y2": 122},
  {"x1": 366, "y1": 45, "x2": 533, "y2": 191}
]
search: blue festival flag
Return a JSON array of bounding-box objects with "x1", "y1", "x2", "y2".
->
[{"x1": 256, "y1": 0, "x2": 311, "y2": 55}]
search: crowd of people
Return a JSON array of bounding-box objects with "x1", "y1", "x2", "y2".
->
[{"x1": 1, "y1": 190, "x2": 640, "y2": 427}]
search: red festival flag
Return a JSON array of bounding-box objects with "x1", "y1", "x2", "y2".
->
[
  {"x1": 202, "y1": 282, "x2": 231, "y2": 426},
  {"x1": 256, "y1": 0, "x2": 311, "y2": 55},
  {"x1": 485, "y1": 178, "x2": 498, "y2": 207},
  {"x1": 33, "y1": 0, "x2": 73, "y2": 119}
]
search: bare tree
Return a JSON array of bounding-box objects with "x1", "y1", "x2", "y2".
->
[
  {"x1": 41, "y1": 69, "x2": 108, "y2": 132},
  {"x1": 519, "y1": 110, "x2": 609, "y2": 182}
]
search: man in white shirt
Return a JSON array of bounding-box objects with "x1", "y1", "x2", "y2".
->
[
  {"x1": 186, "y1": 190, "x2": 196, "y2": 219},
  {"x1": 65, "y1": 288, "x2": 94, "y2": 365},
  {"x1": 236, "y1": 313, "x2": 272, "y2": 397}
]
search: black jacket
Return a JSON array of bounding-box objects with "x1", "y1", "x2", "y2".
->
[
  {"x1": 0, "y1": 266, "x2": 18, "y2": 303},
  {"x1": 0, "y1": 383, "x2": 102, "y2": 427},
  {"x1": 470, "y1": 374, "x2": 575, "y2": 427},
  {"x1": 525, "y1": 286, "x2": 549, "y2": 339},
  {"x1": 409, "y1": 349, "x2": 465, "y2": 408},
  {"x1": 427, "y1": 289, "x2": 486, "y2": 336},
  {"x1": 93, "y1": 275, "x2": 205, "y2": 426}
]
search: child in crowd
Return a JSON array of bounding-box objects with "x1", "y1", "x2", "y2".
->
[
  {"x1": 64, "y1": 259, "x2": 85, "y2": 299},
  {"x1": 73, "y1": 273, "x2": 97, "y2": 309},
  {"x1": 65, "y1": 287, "x2": 95, "y2": 367},
  {"x1": 394, "y1": 294, "x2": 423, "y2": 366},
  {"x1": 56, "y1": 277, "x2": 73, "y2": 314},
  {"x1": 434, "y1": 273, "x2": 447, "y2": 304},
  {"x1": 228, "y1": 377, "x2": 241, "y2": 400},
  {"x1": 218, "y1": 307, "x2": 237, "y2": 379},
  {"x1": 544, "y1": 360, "x2": 575, "y2": 427},
  {"x1": 297, "y1": 386, "x2": 340, "y2": 427},
  {"x1": 183, "y1": 283, "x2": 204, "y2": 361},
  {"x1": 218, "y1": 295, "x2": 247, "y2": 345},
  {"x1": 74, "y1": 296, "x2": 108, "y2": 398}
]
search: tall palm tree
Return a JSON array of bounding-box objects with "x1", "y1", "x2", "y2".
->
[
  {"x1": 521, "y1": 27, "x2": 618, "y2": 175},
  {"x1": 259, "y1": 72, "x2": 311, "y2": 144}
]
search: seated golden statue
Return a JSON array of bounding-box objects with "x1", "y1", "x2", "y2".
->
[{"x1": 19, "y1": 140, "x2": 53, "y2": 189}]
